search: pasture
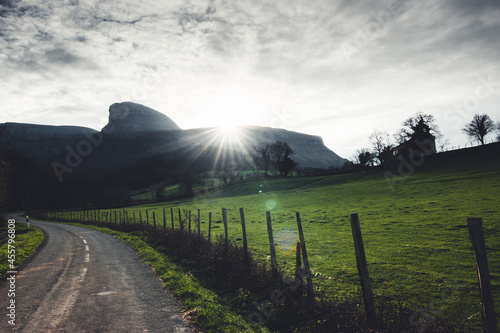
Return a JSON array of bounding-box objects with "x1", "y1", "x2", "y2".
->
[{"x1": 46, "y1": 146, "x2": 500, "y2": 329}]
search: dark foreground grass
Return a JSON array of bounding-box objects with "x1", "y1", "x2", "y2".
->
[{"x1": 0, "y1": 217, "x2": 44, "y2": 279}]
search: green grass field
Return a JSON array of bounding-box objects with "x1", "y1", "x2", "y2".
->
[{"x1": 48, "y1": 147, "x2": 500, "y2": 329}]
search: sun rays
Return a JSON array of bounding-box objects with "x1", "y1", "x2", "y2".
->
[{"x1": 177, "y1": 126, "x2": 256, "y2": 175}]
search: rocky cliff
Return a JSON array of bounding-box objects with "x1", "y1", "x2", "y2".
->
[{"x1": 101, "y1": 102, "x2": 180, "y2": 133}]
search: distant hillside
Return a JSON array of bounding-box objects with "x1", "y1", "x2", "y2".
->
[
  {"x1": 0, "y1": 102, "x2": 348, "y2": 209},
  {"x1": 0, "y1": 102, "x2": 347, "y2": 177}
]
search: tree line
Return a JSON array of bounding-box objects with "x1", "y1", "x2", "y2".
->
[{"x1": 352, "y1": 112, "x2": 500, "y2": 168}]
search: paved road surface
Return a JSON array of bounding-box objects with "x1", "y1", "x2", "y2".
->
[{"x1": 0, "y1": 218, "x2": 193, "y2": 332}]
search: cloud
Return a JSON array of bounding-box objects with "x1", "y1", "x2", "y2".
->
[{"x1": 1, "y1": 0, "x2": 500, "y2": 159}]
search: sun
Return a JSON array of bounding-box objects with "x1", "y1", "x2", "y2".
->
[
  {"x1": 204, "y1": 90, "x2": 250, "y2": 132},
  {"x1": 219, "y1": 120, "x2": 239, "y2": 133}
]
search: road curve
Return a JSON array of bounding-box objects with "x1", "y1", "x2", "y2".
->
[{"x1": 0, "y1": 218, "x2": 193, "y2": 332}]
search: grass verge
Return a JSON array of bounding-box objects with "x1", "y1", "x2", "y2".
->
[{"x1": 0, "y1": 216, "x2": 44, "y2": 279}]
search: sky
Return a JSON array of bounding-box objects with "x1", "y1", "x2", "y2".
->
[{"x1": 1, "y1": 0, "x2": 500, "y2": 159}]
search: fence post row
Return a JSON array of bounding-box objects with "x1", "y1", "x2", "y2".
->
[
  {"x1": 350, "y1": 213, "x2": 377, "y2": 324},
  {"x1": 47, "y1": 206, "x2": 499, "y2": 332},
  {"x1": 467, "y1": 217, "x2": 498, "y2": 333}
]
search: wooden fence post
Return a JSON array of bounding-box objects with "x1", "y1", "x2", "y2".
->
[
  {"x1": 146, "y1": 210, "x2": 149, "y2": 225},
  {"x1": 189, "y1": 210, "x2": 192, "y2": 232},
  {"x1": 296, "y1": 212, "x2": 314, "y2": 299},
  {"x1": 208, "y1": 212, "x2": 212, "y2": 243},
  {"x1": 133, "y1": 212, "x2": 136, "y2": 225},
  {"x1": 139, "y1": 210, "x2": 142, "y2": 225},
  {"x1": 163, "y1": 208, "x2": 166, "y2": 231},
  {"x1": 171, "y1": 208, "x2": 174, "y2": 229},
  {"x1": 266, "y1": 211, "x2": 278, "y2": 278},
  {"x1": 467, "y1": 217, "x2": 498, "y2": 333},
  {"x1": 178, "y1": 208, "x2": 183, "y2": 231},
  {"x1": 197, "y1": 209, "x2": 201, "y2": 238},
  {"x1": 295, "y1": 241, "x2": 302, "y2": 285},
  {"x1": 350, "y1": 213, "x2": 377, "y2": 324},
  {"x1": 153, "y1": 211, "x2": 156, "y2": 229},
  {"x1": 222, "y1": 208, "x2": 229, "y2": 248},
  {"x1": 239, "y1": 208, "x2": 249, "y2": 265}
]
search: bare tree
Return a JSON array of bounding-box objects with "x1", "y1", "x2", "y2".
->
[
  {"x1": 462, "y1": 114, "x2": 495, "y2": 145},
  {"x1": 369, "y1": 130, "x2": 392, "y2": 165}
]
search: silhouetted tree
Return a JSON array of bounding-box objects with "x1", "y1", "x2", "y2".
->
[
  {"x1": 462, "y1": 114, "x2": 495, "y2": 145},
  {"x1": 282, "y1": 156, "x2": 297, "y2": 176},
  {"x1": 251, "y1": 143, "x2": 271, "y2": 175},
  {"x1": 270, "y1": 141, "x2": 295, "y2": 176},
  {"x1": 354, "y1": 148, "x2": 375, "y2": 168},
  {"x1": 394, "y1": 112, "x2": 442, "y2": 144}
]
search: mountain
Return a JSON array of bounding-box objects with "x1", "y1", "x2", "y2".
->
[
  {"x1": 1, "y1": 102, "x2": 347, "y2": 174},
  {"x1": 0, "y1": 102, "x2": 348, "y2": 208}
]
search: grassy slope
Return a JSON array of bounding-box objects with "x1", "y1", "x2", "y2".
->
[{"x1": 115, "y1": 145, "x2": 499, "y2": 328}]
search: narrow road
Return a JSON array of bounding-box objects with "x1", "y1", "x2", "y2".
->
[{"x1": 0, "y1": 218, "x2": 193, "y2": 332}]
